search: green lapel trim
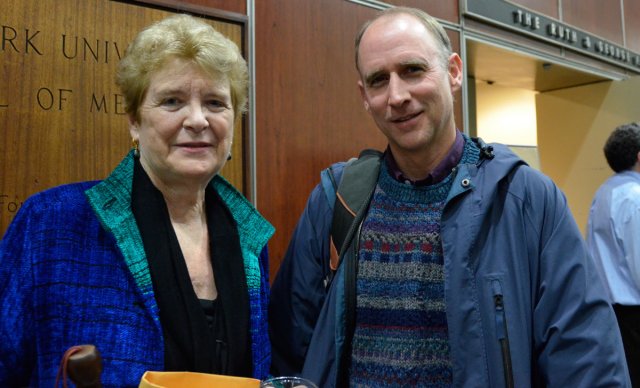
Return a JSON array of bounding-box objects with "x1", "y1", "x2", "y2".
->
[
  {"x1": 84, "y1": 152, "x2": 274, "y2": 311},
  {"x1": 210, "y1": 175, "x2": 275, "y2": 289},
  {"x1": 84, "y1": 153, "x2": 158, "y2": 318}
]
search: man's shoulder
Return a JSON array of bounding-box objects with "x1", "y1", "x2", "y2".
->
[
  {"x1": 610, "y1": 177, "x2": 640, "y2": 206},
  {"x1": 478, "y1": 144, "x2": 561, "y2": 202}
]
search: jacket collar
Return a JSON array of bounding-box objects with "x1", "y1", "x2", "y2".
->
[
  {"x1": 83, "y1": 151, "x2": 274, "y2": 311},
  {"x1": 442, "y1": 140, "x2": 527, "y2": 273},
  {"x1": 84, "y1": 152, "x2": 159, "y2": 323},
  {"x1": 447, "y1": 138, "x2": 526, "y2": 203}
]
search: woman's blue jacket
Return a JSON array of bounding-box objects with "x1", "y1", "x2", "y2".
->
[{"x1": 0, "y1": 153, "x2": 274, "y2": 387}]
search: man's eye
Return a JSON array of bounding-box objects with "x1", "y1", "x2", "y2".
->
[
  {"x1": 369, "y1": 75, "x2": 388, "y2": 88},
  {"x1": 405, "y1": 66, "x2": 424, "y2": 75}
]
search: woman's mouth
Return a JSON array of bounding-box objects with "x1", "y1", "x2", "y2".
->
[{"x1": 177, "y1": 142, "x2": 212, "y2": 148}]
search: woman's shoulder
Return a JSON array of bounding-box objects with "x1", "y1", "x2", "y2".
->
[
  {"x1": 22, "y1": 180, "x2": 100, "y2": 214},
  {"x1": 2, "y1": 181, "x2": 103, "y2": 243}
]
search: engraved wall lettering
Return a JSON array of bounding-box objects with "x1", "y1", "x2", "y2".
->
[
  {"x1": 0, "y1": 194, "x2": 23, "y2": 213},
  {"x1": 1, "y1": 25, "x2": 43, "y2": 54},
  {"x1": 36, "y1": 88, "x2": 73, "y2": 111},
  {"x1": 90, "y1": 93, "x2": 126, "y2": 114},
  {"x1": 1, "y1": 0, "x2": 244, "y2": 237},
  {"x1": 61, "y1": 35, "x2": 123, "y2": 63}
]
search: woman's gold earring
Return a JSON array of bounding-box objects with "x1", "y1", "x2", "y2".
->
[{"x1": 132, "y1": 138, "x2": 139, "y2": 158}]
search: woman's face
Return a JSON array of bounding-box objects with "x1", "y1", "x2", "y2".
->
[{"x1": 130, "y1": 57, "x2": 234, "y2": 189}]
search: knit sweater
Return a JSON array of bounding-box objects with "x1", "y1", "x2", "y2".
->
[{"x1": 350, "y1": 140, "x2": 480, "y2": 387}]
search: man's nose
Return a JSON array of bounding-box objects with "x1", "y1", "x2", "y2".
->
[{"x1": 387, "y1": 73, "x2": 410, "y2": 107}]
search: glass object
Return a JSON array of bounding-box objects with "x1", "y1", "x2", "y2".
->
[{"x1": 260, "y1": 376, "x2": 318, "y2": 388}]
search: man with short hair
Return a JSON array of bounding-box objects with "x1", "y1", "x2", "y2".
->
[
  {"x1": 270, "y1": 7, "x2": 630, "y2": 387},
  {"x1": 587, "y1": 122, "x2": 640, "y2": 387}
]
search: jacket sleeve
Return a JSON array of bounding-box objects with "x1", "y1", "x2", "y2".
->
[
  {"x1": 269, "y1": 179, "x2": 335, "y2": 376},
  {"x1": 0, "y1": 200, "x2": 37, "y2": 386},
  {"x1": 528, "y1": 172, "x2": 631, "y2": 387}
]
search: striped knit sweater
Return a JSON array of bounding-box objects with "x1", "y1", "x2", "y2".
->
[{"x1": 350, "y1": 140, "x2": 480, "y2": 387}]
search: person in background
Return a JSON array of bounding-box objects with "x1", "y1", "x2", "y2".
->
[
  {"x1": 0, "y1": 14, "x2": 274, "y2": 386},
  {"x1": 587, "y1": 122, "x2": 640, "y2": 387},
  {"x1": 269, "y1": 6, "x2": 630, "y2": 387}
]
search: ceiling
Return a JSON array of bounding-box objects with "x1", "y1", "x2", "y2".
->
[{"x1": 466, "y1": 40, "x2": 610, "y2": 92}]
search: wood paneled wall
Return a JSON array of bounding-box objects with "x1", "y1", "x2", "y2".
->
[
  {"x1": 255, "y1": 0, "x2": 385, "y2": 277},
  {"x1": 384, "y1": 0, "x2": 459, "y2": 22},
  {"x1": 136, "y1": 0, "x2": 246, "y2": 15},
  {"x1": 624, "y1": 0, "x2": 640, "y2": 53},
  {"x1": 562, "y1": 0, "x2": 623, "y2": 45},
  {"x1": 254, "y1": 0, "x2": 462, "y2": 277},
  {"x1": 3, "y1": 0, "x2": 636, "y2": 280},
  {"x1": 0, "y1": 0, "x2": 245, "y2": 237}
]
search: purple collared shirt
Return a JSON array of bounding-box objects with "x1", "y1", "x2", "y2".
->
[{"x1": 384, "y1": 130, "x2": 464, "y2": 186}]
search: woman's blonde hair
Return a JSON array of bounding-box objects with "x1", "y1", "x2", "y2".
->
[{"x1": 116, "y1": 14, "x2": 248, "y2": 122}]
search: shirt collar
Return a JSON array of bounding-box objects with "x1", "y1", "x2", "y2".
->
[{"x1": 384, "y1": 130, "x2": 464, "y2": 186}]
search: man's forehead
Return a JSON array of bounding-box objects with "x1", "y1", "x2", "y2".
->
[
  {"x1": 364, "y1": 13, "x2": 427, "y2": 39},
  {"x1": 359, "y1": 15, "x2": 435, "y2": 54},
  {"x1": 363, "y1": 57, "x2": 428, "y2": 75},
  {"x1": 359, "y1": 36, "x2": 433, "y2": 73}
]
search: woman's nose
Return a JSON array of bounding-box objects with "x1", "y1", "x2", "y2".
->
[{"x1": 183, "y1": 104, "x2": 209, "y2": 131}]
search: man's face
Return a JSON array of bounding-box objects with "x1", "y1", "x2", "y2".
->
[{"x1": 357, "y1": 14, "x2": 462, "y2": 159}]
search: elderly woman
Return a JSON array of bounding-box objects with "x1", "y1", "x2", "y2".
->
[{"x1": 0, "y1": 14, "x2": 273, "y2": 386}]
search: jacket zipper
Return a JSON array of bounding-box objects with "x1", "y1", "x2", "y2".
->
[
  {"x1": 338, "y1": 186, "x2": 374, "y2": 387},
  {"x1": 492, "y1": 280, "x2": 514, "y2": 388},
  {"x1": 337, "y1": 219, "x2": 363, "y2": 388},
  {"x1": 345, "y1": 220, "x2": 363, "y2": 330}
]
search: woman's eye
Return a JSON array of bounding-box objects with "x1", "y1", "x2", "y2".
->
[
  {"x1": 161, "y1": 97, "x2": 180, "y2": 107},
  {"x1": 207, "y1": 100, "x2": 228, "y2": 109}
]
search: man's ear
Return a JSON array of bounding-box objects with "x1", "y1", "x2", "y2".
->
[
  {"x1": 358, "y1": 80, "x2": 369, "y2": 112},
  {"x1": 448, "y1": 53, "x2": 463, "y2": 92}
]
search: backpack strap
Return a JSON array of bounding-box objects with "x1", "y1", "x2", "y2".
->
[
  {"x1": 320, "y1": 165, "x2": 342, "y2": 271},
  {"x1": 321, "y1": 149, "x2": 383, "y2": 271},
  {"x1": 320, "y1": 165, "x2": 339, "y2": 212}
]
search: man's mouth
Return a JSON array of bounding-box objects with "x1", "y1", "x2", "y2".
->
[{"x1": 390, "y1": 111, "x2": 421, "y2": 123}]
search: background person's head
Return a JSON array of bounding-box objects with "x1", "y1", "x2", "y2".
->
[
  {"x1": 116, "y1": 14, "x2": 248, "y2": 124},
  {"x1": 604, "y1": 122, "x2": 640, "y2": 173}
]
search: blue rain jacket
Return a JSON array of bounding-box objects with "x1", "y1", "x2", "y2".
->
[{"x1": 270, "y1": 140, "x2": 630, "y2": 387}]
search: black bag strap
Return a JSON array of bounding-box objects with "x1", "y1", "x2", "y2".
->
[
  {"x1": 331, "y1": 149, "x2": 383, "y2": 256},
  {"x1": 321, "y1": 149, "x2": 382, "y2": 387},
  {"x1": 320, "y1": 149, "x2": 383, "y2": 272}
]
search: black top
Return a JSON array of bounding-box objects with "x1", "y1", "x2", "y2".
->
[{"x1": 131, "y1": 158, "x2": 252, "y2": 376}]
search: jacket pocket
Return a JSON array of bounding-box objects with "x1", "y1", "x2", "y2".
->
[{"x1": 491, "y1": 279, "x2": 514, "y2": 388}]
